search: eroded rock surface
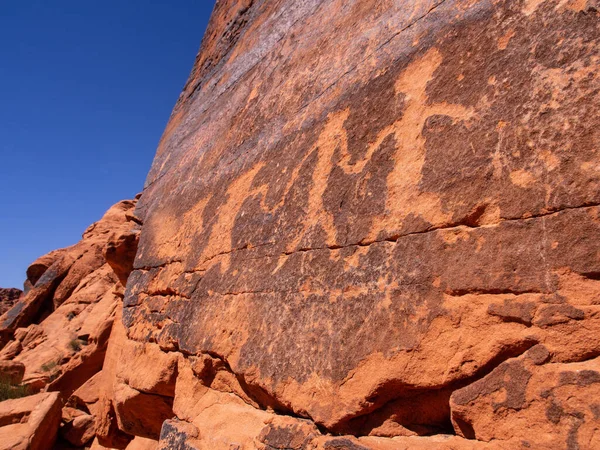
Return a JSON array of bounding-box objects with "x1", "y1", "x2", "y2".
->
[
  {"x1": 0, "y1": 392, "x2": 61, "y2": 450},
  {"x1": 0, "y1": 288, "x2": 21, "y2": 316},
  {"x1": 117, "y1": 0, "x2": 600, "y2": 448},
  {"x1": 0, "y1": 199, "x2": 143, "y2": 449},
  {"x1": 0, "y1": 0, "x2": 598, "y2": 449}
]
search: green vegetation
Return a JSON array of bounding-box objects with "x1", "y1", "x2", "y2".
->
[
  {"x1": 68, "y1": 339, "x2": 83, "y2": 352},
  {"x1": 41, "y1": 359, "x2": 58, "y2": 372},
  {"x1": 0, "y1": 377, "x2": 30, "y2": 401}
]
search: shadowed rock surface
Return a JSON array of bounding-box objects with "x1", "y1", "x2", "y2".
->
[
  {"x1": 0, "y1": 288, "x2": 22, "y2": 316},
  {"x1": 0, "y1": 0, "x2": 599, "y2": 449}
]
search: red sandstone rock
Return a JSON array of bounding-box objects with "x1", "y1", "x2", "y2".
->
[
  {"x1": 0, "y1": 391, "x2": 61, "y2": 450},
  {"x1": 1, "y1": 0, "x2": 599, "y2": 448},
  {"x1": 61, "y1": 412, "x2": 96, "y2": 446},
  {"x1": 0, "y1": 200, "x2": 138, "y2": 345},
  {"x1": 0, "y1": 199, "x2": 141, "y2": 447},
  {"x1": 451, "y1": 345, "x2": 600, "y2": 448},
  {"x1": 0, "y1": 288, "x2": 21, "y2": 316},
  {"x1": 0, "y1": 200, "x2": 140, "y2": 399},
  {"x1": 126, "y1": 436, "x2": 158, "y2": 450},
  {"x1": 111, "y1": 338, "x2": 177, "y2": 439},
  {"x1": 104, "y1": 229, "x2": 140, "y2": 287},
  {"x1": 125, "y1": 0, "x2": 600, "y2": 448},
  {"x1": 0, "y1": 360, "x2": 25, "y2": 384}
]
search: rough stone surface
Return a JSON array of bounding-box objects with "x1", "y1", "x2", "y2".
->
[
  {"x1": 0, "y1": 199, "x2": 141, "y2": 448},
  {"x1": 1, "y1": 0, "x2": 599, "y2": 448},
  {"x1": 0, "y1": 288, "x2": 21, "y2": 316},
  {"x1": 125, "y1": 436, "x2": 158, "y2": 450},
  {"x1": 0, "y1": 200, "x2": 140, "y2": 397},
  {"x1": 451, "y1": 345, "x2": 600, "y2": 448},
  {"x1": 0, "y1": 391, "x2": 61, "y2": 450},
  {"x1": 61, "y1": 412, "x2": 96, "y2": 446},
  {"x1": 121, "y1": 0, "x2": 600, "y2": 448},
  {"x1": 0, "y1": 360, "x2": 25, "y2": 384}
]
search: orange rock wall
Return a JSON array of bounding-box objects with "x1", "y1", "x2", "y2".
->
[
  {"x1": 123, "y1": 0, "x2": 600, "y2": 448},
  {"x1": 0, "y1": 1, "x2": 598, "y2": 449}
]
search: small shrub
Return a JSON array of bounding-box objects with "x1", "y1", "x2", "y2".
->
[
  {"x1": 0, "y1": 377, "x2": 30, "y2": 401},
  {"x1": 41, "y1": 359, "x2": 58, "y2": 372},
  {"x1": 66, "y1": 311, "x2": 76, "y2": 321},
  {"x1": 68, "y1": 339, "x2": 82, "y2": 352}
]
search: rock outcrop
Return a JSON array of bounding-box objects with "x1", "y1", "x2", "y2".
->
[
  {"x1": 1, "y1": 0, "x2": 599, "y2": 449},
  {"x1": 119, "y1": 0, "x2": 599, "y2": 448},
  {"x1": 0, "y1": 199, "x2": 142, "y2": 448}
]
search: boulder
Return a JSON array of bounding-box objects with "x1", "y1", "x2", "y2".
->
[
  {"x1": 0, "y1": 391, "x2": 61, "y2": 450},
  {"x1": 61, "y1": 413, "x2": 96, "y2": 446},
  {"x1": 26, "y1": 249, "x2": 65, "y2": 288},
  {"x1": 451, "y1": 346, "x2": 600, "y2": 448},
  {"x1": 0, "y1": 360, "x2": 25, "y2": 384}
]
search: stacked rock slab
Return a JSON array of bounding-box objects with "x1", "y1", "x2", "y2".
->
[
  {"x1": 0, "y1": 199, "x2": 143, "y2": 449},
  {"x1": 119, "y1": 0, "x2": 600, "y2": 448}
]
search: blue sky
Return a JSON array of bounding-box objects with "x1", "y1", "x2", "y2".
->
[{"x1": 0, "y1": 1, "x2": 215, "y2": 288}]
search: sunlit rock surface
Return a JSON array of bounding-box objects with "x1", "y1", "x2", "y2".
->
[
  {"x1": 0, "y1": 0, "x2": 598, "y2": 449},
  {"x1": 123, "y1": 0, "x2": 600, "y2": 448}
]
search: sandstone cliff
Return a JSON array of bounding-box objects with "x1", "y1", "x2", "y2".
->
[
  {"x1": 0, "y1": 0, "x2": 599, "y2": 449},
  {"x1": 0, "y1": 199, "x2": 141, "y2": 448},
  {"x1": 127, "y1": 0, "x2": 600, "y2": 447}
]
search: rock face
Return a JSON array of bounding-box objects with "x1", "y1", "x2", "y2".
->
[
  {"x1": 1, "y1": 0, "x2": 599, "y2": 449},
  {"x1": 0, "y1": 392, "x2": 62, "y2": 450},
  {"x1": 0, "y1": 288, "x2": 22, "y2": 316},
  {"x1": 0, "y1": 199, "x2": 142, "y2": 449},
  {"x1": 117, "y1": 0, "x2": 600, "y2": 448}
]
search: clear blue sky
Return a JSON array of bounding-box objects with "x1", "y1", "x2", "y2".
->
[{"x1": 0, "y1": 1, "x2": 215, "y2": 289}]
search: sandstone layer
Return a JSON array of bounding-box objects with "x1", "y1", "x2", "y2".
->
[
  {"x1": 119, "y1": 0, "x2": 600, "y2": 448},
  {"x1": 0, "y1": 0, "x2": 598, "y2": 449}
]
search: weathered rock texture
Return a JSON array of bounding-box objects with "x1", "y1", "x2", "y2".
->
[
  {"x1": 1, "y1": 0, "x2": 599, "y2": 449},
  {"x1": 0, "y1": 288, "x2": 22, "y2": 316},
  {"x1": 121, "y1": 0, "x2": 600, "y2": 448},
  {"x1": 0, "y1": 392, "x2": 62, "y2": 450},
  {"x1": 0, "y1": 199, "x2": 142, "y2": 449}
]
